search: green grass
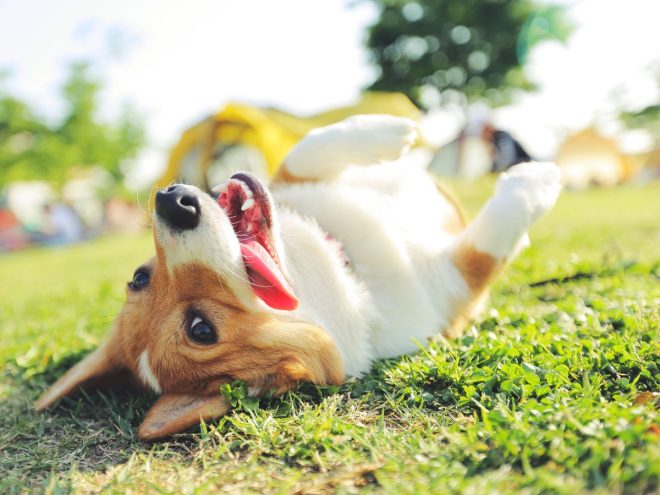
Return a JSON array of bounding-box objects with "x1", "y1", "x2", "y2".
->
[{"x1": 1, "y1": 181, "x2": 658, "y2": 494}]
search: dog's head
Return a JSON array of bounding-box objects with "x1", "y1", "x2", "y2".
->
[{"x1": 36, "y1": 172, "x2": 344, "y2": 440}]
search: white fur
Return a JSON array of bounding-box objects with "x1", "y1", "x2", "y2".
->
[
  {"x1": 154, "y1": 186, "x2": 263, "y2": 312},
  {"x1": 159, "y1": 116, "x2": 561, "y2": 378},
  {"x1": 285, "y1": 114, "x2": 418, "y2": 180},
  {"x1": 273, "y1": 163, "x2": 473, "y2": 370},
  {"x1": 274, "y1": 129, "x2": 560, "y2": 374},
  {"x1": 462, "y1": 162, "x2": 562, "y2": 259},
  {"x1": 138, "y1": 350, "x2": 161, "y2": 393}
]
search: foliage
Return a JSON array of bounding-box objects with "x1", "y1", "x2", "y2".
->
[
  {"x1": 620, "y1": 104, "x2": 660, "y2": 146},
  {"x1": 617, "y1": 64, "x2": 660, "y2": 145},
  {"x1": 0, "y1": 63, "x2": 145, "y2": 189},
  {"x1": 364, "y1": 0, "x2": 572, "y2": 108},
  {"x1": 220, "y1": 381, "x2": 261, "y2": 413},
  {"x1": 0, "y1": 180, "x2": 658, "y2": 493}
]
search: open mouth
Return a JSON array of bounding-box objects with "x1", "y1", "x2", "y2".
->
[{"x1": 213, "y1": 172, "x2": 298, "y2": 311}]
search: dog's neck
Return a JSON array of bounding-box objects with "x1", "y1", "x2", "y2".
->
[{"x1": 276, "y1": 209, "x2": 375, "y2": 377}]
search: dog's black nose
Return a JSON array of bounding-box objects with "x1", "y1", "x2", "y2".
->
[{"x1": 155, "y1": 185, "x2": 200, "y2": 230}]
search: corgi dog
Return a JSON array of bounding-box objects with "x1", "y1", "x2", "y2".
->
[{"x1": 36, "y1": 115, "x2": 561, "y2": 440}]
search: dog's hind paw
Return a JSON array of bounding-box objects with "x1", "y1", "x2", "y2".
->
[{"x1": 495, "y1": 162, "x2": 562, "y2": 224}]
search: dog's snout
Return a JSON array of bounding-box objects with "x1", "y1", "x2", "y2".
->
[{"x1": 155, "y1": 185, "x2": 200, "y2": 230}]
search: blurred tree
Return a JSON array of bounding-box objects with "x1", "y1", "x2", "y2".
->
[
  {"x1": 56, "y1": 62, "x2": 146, "y2": 183},
  {"x1": 364, "y1": 0, "x2": 571, "y2": 108},
  {"x1": 0, "y1": 92, "x2": 51, "y2": 184},
  {"x1": 620, "y1": 104, "x2": 660, "y2": 147},
  {"x1": 0, "y1": 62, "x2": 145, "y2": 188},
  {"x1": 618, "y1": 66, "x2": 660, "y2": 147}
]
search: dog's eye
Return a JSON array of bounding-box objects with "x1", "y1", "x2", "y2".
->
[
  {"x1": 128, "y1": 270, "x2": 150, "y2": 291},
  {"x1": 188, "y1": 316, "x2": 217, "y2": 345}
]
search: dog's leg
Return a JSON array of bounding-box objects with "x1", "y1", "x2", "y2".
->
[
  {"x1": 445, "y1": 162, "x2": 562, "y2": 334},
  {"x1": 273, "y1": 115, "x2": 418, "y2": 184}
]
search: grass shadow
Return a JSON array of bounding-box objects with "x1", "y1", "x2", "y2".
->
[
  {"x1": 0, "y1": 350, "x2": 192, "y2": 491},
  {"x1": 3, "y1": 350, "x2": 433, "y2": 490}
]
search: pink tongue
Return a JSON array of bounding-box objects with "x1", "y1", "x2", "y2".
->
[{"x1": 240, "y1": 241, "x2": 298, "y2": 311}]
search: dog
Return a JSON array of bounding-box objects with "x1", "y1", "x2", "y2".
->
[{"x1": 35, "y1": 115, "x2": 561, "y2": 440}]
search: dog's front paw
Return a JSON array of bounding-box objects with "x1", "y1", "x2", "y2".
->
[{"x1": 495, "y1": 162, "x2": 562, "y2": 224}]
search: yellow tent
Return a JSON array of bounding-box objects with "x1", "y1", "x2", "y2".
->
[
  {"x1": 555, "y1": 128, "x2": 635, "y2": 189},
  {"x1": 156, "y1": 92, "x2": 420, "y2": 191}
]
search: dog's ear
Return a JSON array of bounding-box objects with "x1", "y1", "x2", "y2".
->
[
  {"x1": 250, "y1": 319, "x2": 345, "y2": 394},
  {"x1": 139, "y1": 393, "x2": 231, "y2": 441},
  {"x1": 35, "y1": 340, "x2": 129, "y2": 411}
]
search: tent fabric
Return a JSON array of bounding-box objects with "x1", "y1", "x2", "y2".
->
[{"x1": 156, "y1": 92, "x2": 420, "y2": 191}]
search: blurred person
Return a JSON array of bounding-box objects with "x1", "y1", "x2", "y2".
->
[
  {"x1": 103, "y1": 197, "x2": 148, "y2": 233},
  {"x1": 430, "y1": 119, "x2": 533, "y2": 178},
  {"x1": 0, "y1": 197, "x2": 30, "y2": 252},
  {"x1": 483, "y1": 124, "x2": 534, "y2": 173},
  {"x1": 41, "y1": 202, "x2": 85, "y2": 245}
]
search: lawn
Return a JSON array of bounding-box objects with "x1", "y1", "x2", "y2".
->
[{"x1": 0, "y1": 180, "x2": 658, "y2": 494}]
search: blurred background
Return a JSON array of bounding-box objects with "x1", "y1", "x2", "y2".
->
[{"x1": 0, "y1": 0, "x2": 658, "y2": 251}]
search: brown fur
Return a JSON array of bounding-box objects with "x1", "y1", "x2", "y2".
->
[
  {"x1": 432, "y1": 179, "x2": 468, "y2": 234},
  {"x1": 36, "y1": 233, "x2": 344, "y2": 439},
  {"x1": 34, "y1": 338, "x2": 128, "y2": 411},
  {"x1": 271, "y1": 165, "x2": 315, "y2": 185},
  {"x1": 139, "y1": 390, "x2": 231, "y2": 441},
  {"x1": 443, "y1": 244, "x2": 501, "y2": 338},
  {"x1": 453, "y1": 245, "x2": 499, "y2": 293},
  {"x1": 37, "y1": 166, "x2": 492, "y2": 440}
]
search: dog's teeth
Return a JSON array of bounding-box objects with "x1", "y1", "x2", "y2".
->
[
  {"x1": 212, "y1": 183, "x2": 229, "y2": 194},
  {"x1": 246, "y1": 224, "x2": 253, "y2": 233},
  {"x1": 240, "y1": 183, "x2": 253, "y2": 198},
  {"x1": 241, "y1": 198, "x2": 255, "y2": 211}
]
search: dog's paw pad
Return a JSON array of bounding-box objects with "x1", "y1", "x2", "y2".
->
[{"x1": 496, "y1": 162, "x2": 562, "y2": 224}]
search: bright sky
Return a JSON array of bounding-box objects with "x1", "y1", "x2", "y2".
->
[
  {"x1": 496, "y1": 0, "x2": 660, "y2": 158},
  {"x1": 0, "y1": 0, "x2": 658, "y2": 186}
]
